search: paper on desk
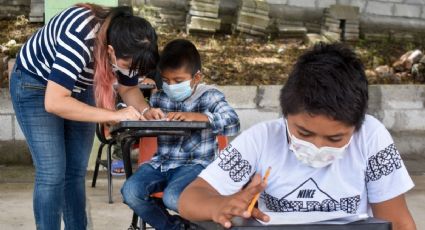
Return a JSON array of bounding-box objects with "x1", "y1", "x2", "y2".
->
[{"x1": 258, "y1": 211, "x2": 368, "y2": 225}]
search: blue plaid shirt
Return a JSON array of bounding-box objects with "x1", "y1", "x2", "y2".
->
[{"x1": 148, "y1": 87, "x2": 240, "y2": 172}]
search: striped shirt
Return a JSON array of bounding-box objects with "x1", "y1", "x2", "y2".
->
[{"x1": 17, "y1": 6, "x2": 138, "y2": 93}]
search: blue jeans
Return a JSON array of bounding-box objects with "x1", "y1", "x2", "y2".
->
[
  {"x1": 10, "y1": 64, "x2": 95, "y2": 230},
  {"x1": 121, "y1": 163, "x2": 204, "y2": 230}
]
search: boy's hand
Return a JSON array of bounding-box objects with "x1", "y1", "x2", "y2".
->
[
  {"x1": 143, "y1": 108, "x2": 166, "y2": 120},
  {"x1": 166, "y1": 112, "x2": 209, "y2": 122},
  {"x1": 210, "y1": 174, "x2": 270, "y2": 228}
]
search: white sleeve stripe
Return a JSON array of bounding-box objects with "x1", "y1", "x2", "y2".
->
[
  {"x1": 56, "y1": 53, "x2": 82, "y2": 73},
  {"x1": 76, "y1": 15, "x2": 94, "y2": 32},
  {"x1": 65, "y1": 10, "x2": 91, "y2": 59},
  {"x1": 52, "y1": 63, "x2": 77, "y2": 80}
]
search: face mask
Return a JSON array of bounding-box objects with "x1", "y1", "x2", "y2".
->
[
  {"x1": 110, "y1": 52, "x2": 138, "y2": 78},
  {"x1": 162, "y1": 80, "x2": 193, "y2": 102},
  {"x1": 285, "y1": 119, "x2": 352, "y2": 168}
]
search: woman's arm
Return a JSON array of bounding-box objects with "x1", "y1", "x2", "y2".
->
[
  {"x1": 179, "y1": 175, "x2": 269, "y2": 228},
  {"x1": 117, "y1": 84, "x2": 150, "y2": 112},
  {"x1": 371, "y1": 194, "x2": 416, "y2": 230},
  {"x1": 45, "y1": 81, "x2": 141, "y2": 123}
]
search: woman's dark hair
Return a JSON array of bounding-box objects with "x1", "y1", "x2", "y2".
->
[
  {"x1": 158, "y1": 39, "x2": 201, "y2": 76},
  {"x1": 77, "y1": 4, "x2": 159, "y2": 110},
  {"x1": 280, "y1": 42, "x2": 368, "y2": 130}
]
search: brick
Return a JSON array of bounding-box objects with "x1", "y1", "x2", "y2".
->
[
  {"x1": 394, "y1": 4, "x2": 421, "y2": 18},
  {"x1": 365, "y1": 1, "x2": 394, "y2": 16},
  {"x1": 216, "y1": 86, "x2": 258, "y2": 109},
  {"x1": 287, "y1": 0, "x2": 316, "y2": 8},
  {"x1": 0, "y1": 115, "x2": 13, "y2": 140},
  {"x1": 327, "y1": 4, "x2": 360, "y2": 20}
]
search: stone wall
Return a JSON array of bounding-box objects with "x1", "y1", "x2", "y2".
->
[
  {"x1": 1, "y1": 85, "x2": 424, "y2": 164},
  {"x1": 0, "y1": 0, "x2": 31, "y2": 19},
  {"x1": 145, "y1": 0, "x2": 425, "y2": 34}
]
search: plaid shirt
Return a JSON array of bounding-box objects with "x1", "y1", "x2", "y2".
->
[{"x1": 148, "y1": 87, "x2": 240, "y2": 172}]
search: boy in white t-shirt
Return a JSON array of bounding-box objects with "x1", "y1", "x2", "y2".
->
[{"x1": 178, "y1": 43, "x2": 416, "y2": 230}]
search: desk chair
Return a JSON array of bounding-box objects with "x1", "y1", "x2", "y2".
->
[
  {"x1": 91, "y1": 83, "x2": 156, "y2": 203},
  {"x1": 136, "y1": 136, "x2": 228, "y2": 230},
  {"x1": 91, "y1": 123, "x2": 117, "y2": 204}
]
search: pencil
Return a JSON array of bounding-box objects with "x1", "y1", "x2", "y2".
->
[{"x1": 247, "y1": 166, "x2": 271, "y2": 214}]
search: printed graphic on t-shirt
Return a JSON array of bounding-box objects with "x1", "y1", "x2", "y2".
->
[
  {"x1": 218, "y1": 145, "x2": 252, "y2": 182},
  {"x1": 262, "y1": 178, "x2": 360, "y2": 214},
  {"x1": 366, "y1": 143, "x2": 402, "y2": 182}
]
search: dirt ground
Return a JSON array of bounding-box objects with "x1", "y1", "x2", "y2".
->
[{"x1": 1, "y1": 16, "x2": 425, "y2": 86}]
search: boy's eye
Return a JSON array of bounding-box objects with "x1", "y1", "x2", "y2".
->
[
  {"x1": 298, "y1": 131, "x2": 311, "y2": 137},
  {"x1": 328, "y1": 137, "x2": 343, "y2": 142}
]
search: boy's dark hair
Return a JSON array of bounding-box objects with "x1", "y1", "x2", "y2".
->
[
  {"x1": 158, "y1": 39, "x2": 201, "y2": 76},
  {"x1": 280, "y1": 43, "x2": 368, "y2": 130}
]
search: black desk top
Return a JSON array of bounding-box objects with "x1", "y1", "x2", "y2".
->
[
  {"x1": 110, "y1": 120, "x2": 210, "y2": 135},
  {"x1": 194, "y1": 217, "x2": 391, "y2": 230}
]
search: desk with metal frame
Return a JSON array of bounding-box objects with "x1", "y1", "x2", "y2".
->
[
  {"x1": 194, "y1": 217, "x2": 391, "y2": 230},
  {"x1": 110, "y1": 120, "x2": 210, "y2": 230}
]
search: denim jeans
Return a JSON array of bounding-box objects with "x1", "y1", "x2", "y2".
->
[
  {"x1": 10, "y1": 64, "x2": 95, "y2": 230},
  {"x1": 121, "y1": 163, "x2": 204, "y2": 230}
]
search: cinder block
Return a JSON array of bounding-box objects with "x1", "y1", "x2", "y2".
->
[
  {"x1": 266, "y1": 0, "x2": 288, "y2": 4},
  {"x1": 287, "y1": 0, "x2": 316, "y2": 8},
  {"x1": 349, "y1": 0, "x2": 367, "y2": 13},
  {"x1": 317, "y1": 0, "x2": 337, "y2": 9},
  {"x1": 14, "y1": 116, "x2": 25, "y2": 140},
  {"x1": 236, "y1": 109, "x2": 281, "y2": 131},
  {"x1": 404, "y1": 0, "x2": 425, "y2": 4},
  {"x1": 394, "y1": 4, "x2": 421, "y2": 18},
  {"x1": 365, "y1": 1, "x2": 394, "y2": 17},
  {"x1": 380, "y1": 110, "x2": 425, "y2": 132},
  {"x1": 216, "y1": 86, "x2": 258, "y2": 109},
  {"x1": 379, "y1": 85, "x2": 425, "y2": 109},
  {"x1": 0, "y1": 115, "x2": 13, "y2": 140},
  {"x1": 258, "y1": 85, "x2": 282, "y2": 109},
  {"x1": 0, "y1": 89, "x2": 14, "y2": 114}
]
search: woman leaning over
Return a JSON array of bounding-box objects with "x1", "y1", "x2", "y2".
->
[{"x1": 9, "y1": 3, "x2": 158, "y2": 229}]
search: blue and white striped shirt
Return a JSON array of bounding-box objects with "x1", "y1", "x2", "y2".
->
[{"x1": 17, "y1": 6, "x2": 138, "y2": 93}]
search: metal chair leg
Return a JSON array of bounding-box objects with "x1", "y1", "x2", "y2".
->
[
  {"x1": 107, "y1": 143, "x2": 113, "y2": 204},
  {"x1": 92, "y1": 143, "x2": 105, "y2": 188}
]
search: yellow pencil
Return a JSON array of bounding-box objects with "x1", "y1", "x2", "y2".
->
[{"x1": 247, "y1": 167, "x2": 271, "y2": 214}]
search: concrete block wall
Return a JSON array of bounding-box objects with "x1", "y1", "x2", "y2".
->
[
  {"x1": 1, "y1": 85, "x2": 424, "y2": 164},
  {"x1": 0, "y1": 0, "x2": 31, "y2": 19}
]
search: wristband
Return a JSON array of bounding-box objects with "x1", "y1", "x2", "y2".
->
[{"x1": 141, "y1": 107, "x2": 150, "y2": 116}]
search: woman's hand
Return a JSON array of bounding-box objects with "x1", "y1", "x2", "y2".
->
[
  {"x1": 110, "y1": 106, "x2": 141, "y2": 124},
  {"x1": 143, "y1": 108, "x2": 166, "y2": 120},
  {"x1": 210, "y1": 174, "x2": 270, "y2": 228}
]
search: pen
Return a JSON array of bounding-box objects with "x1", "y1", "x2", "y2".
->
[{"x1": 247, "y1": 166, "x2": 271, "y2": 214}]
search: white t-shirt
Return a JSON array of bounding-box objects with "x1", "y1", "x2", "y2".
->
[{"x1": 199, "y1": 115, "x2": 414, "y2": 215}]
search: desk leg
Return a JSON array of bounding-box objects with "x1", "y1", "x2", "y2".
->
[{"x1": 121, "y1": 137, "x2": 140, "y2": 229}]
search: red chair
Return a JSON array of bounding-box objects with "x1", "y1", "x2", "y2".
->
[{"x1": 136, "y1": 135, "x2": 228, "y2": 230}]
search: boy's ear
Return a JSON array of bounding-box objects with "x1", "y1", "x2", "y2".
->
[{"x1": 193, "y1": 71, "x2": 202, "y2": 83}]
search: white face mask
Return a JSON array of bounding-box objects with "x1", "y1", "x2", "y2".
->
[
  {"x1": 285, "y1": 119, "x2": 352, "y2": 168},
  {"x1": 110, "y1": 52, "x2": 138, "y2": 78}
]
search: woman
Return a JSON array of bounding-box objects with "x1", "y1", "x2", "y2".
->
[{"x1": 9, "y1": 3, "x2": 159, "y2": 229}]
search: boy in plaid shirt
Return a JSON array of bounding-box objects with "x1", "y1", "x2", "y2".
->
[{"x1": 121, "y1": 39, "x2": 240, "y2": 230}]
